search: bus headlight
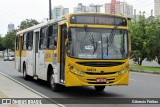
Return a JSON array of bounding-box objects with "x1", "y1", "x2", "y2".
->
[
  {"x1": 118, "y1": 69, "x2": 126, "y2": 75},
  {"x1": 80, "y1": 72, "x2": 84, "y2": 76},
  {"x1": 69, "y1": 66, "x2": 74, "y2": 71},
  {"x1": 74, "y1": 70, "x2": 78, "y2": 74},
  {"x1": 118, "y1": 65, "x2": 129, "y2": 75}
]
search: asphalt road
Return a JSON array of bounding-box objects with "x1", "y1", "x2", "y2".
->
[{"x1": 0, "y1": 61, "x2": 160, "y2": 107}]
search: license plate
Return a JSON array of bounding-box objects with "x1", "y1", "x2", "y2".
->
[{"x1": 96, "y1": 78, "x2": 106, "y2": 82}]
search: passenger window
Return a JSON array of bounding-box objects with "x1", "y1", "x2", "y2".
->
[
  {"x1": 22, "y1": 33, "x2": 27, "y2": 50},
  {"x1": 16, "y1": 36, "x2": 20, "y2": 50},
  {"x1": 40, "y1": 27, "x2": 48, "y2": 49},
  {"x1": 27, "y1": 32, "x2": 33, "y2": 50},
  {"x1": 47, "y1": 24, "x2": 58, "y2": 49}
]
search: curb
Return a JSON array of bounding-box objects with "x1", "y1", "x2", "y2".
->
[{"x1": 130, "y1": 70, "x2": 160, "y2": 75}]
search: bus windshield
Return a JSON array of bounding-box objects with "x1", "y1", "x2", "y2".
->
[{"x1": 67, "y1": 28, "x2": 128, "y2": 60}]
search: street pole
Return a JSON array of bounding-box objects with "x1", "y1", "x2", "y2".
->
[
  {"x1": 49, "y1": 0, "x2": 52, "y2": 20},
  {"x1": 91, "y1": 4, "x2": 103, "y2": 13}
]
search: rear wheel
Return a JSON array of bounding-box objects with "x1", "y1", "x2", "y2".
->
[
  {"x1": 50, "y1": 71, "x2": 60, "y2": 92},
  {"x1": 94, "y1": 86, "x2": 105, "y2": 91},
  {"x1": 23, "y1": 64, "x2": 29, "y2": 80}
]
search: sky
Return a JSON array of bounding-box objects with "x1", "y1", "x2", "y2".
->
[{"x1": 0, "y1": 0, "x2": 154, "y2": 36}]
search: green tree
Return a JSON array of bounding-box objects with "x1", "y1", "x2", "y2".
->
[
  {"x1": 129, "y1": 12, "x2": 160, "y2": 65},
  {"x1": 3, "y1": 30, "x2": 17, "y2": 51},
  {"x1": 0, "y1": 35, "x2": 5, "y2": 51},
  {"x1": 129, "y1": 13, "x2": 146, "y2": 65},
  {"x1": 146, "y1": 18, "x2": 160, "y2": 64},
  {"x1": 18, "y1": 19, "x2": 39, "y2": 30}
]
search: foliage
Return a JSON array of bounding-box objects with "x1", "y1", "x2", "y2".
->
[
  {"x1": 0, "y1": 19, "x2": 40, "y2": 51},
  {"x1": 129, "y1": 12, "x2": 160, "y2": 65},
  {"x1": 2, "y1": 30, "x2": 17, "y2": 51},
  {"x1": 18, "y1": 19, "x2": 39, "y2": 30}
]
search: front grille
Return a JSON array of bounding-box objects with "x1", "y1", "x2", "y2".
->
[
  {"x1": 76, "y1": 62, "x2": 124, "y2": 67},
  {"x1": 85, "y1": 72, "x2": 117, "y2": 75}
]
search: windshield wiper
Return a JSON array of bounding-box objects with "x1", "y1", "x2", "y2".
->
[
  {"x1": 106, "y1": 26, "x2": 118, "y2": 56},
  {"x1": 90, "y1": 35, "x2": 97, "y2": 55},
  {"x1": 84, "y1": 25, "x2": 97, "y2": 55},
  {"x1": 108, "y1": 26, "x2": 117, "y2": 46}
]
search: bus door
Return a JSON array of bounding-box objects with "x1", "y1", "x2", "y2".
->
[
  {"x1": 60, "y1": 25, "x2": 67, "y2": 83},
  {"x1": 33, "y1": 31, "x2": 39, "y2": 78},
  {"x1": 37, "y1": 27, "x2": 48, "y2": 80}
]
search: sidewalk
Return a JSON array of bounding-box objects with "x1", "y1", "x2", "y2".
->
[{"x1": 0, "y1": 72, "x2": 63, "y2": 107}]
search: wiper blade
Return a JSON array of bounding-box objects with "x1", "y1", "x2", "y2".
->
[
  {"x1": 84, "y1": 25, "x2": 97, "y2": 55},
  {"x1": 106, "y1": 26, "x2": 118, "y2": 48},
  {"x1": 86, "y1": 32, "x2": 97, "y2": 55},
  {"x1": 90, "y1": 35, "x2": 97, "y2": 55}
]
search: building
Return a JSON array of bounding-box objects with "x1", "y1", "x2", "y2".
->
[
  {"x1": 154, "y1": 0, "x2": 160, "y2": 17},
  {"x1": 105, "y1": 0, "x2": 133, "y2": 18},
  {"x1": 74, "y1": 3, "x2": 101, "y2": 13},
  {"x1": 52, "y1": 5, "x2": 69, "y2": 20},
  {"x1": 8, "y1": 23, "x2": 15, "y2": 33},
  {"x1": 74, "y1": 3, "x2": 88, "y2": 13},
  {"x1": 63, "y1": 8, "x2": 69, "y2": 15}
]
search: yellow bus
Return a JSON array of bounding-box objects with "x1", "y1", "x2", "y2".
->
[{"x1": 15, "y1": 13, "x2": 131, "y2": 92}]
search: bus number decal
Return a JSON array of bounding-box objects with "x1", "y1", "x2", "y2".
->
[{"x1": 87, "y1": 68, "x2": 96, "y2": 71}]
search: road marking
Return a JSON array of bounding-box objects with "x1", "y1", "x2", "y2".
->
[{"x1": 0, "y1": 72, "x2": 65, "y2": 107}]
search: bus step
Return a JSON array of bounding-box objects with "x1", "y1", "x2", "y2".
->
[{"x1": 33, "y1": 75, "x2": 38, "y2": 80}]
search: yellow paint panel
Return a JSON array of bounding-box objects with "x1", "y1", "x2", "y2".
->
[
  {"x1": 44, "y1": 50, "x2": 54, "y2": 62},
  {"x1": 21, "y1": 51, "x2": 26, "y2": 57},
  {"x1": 15, "y1": 51, "x2": 20, "y2": 56}
]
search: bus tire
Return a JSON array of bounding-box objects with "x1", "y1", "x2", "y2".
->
[
  {"x1": 94, "y1": 86, "x2": 105, "y2": 91},
  {"x1": 50, "y1": 72, "x2": 60, "y2": 92},
  {"x1": 23, "y1": 64, "x2": 29, "y2": 80}
]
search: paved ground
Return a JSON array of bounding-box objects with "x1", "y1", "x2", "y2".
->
[{"x1": 0, "y1": 72, "x2": 62, "y2": 107}]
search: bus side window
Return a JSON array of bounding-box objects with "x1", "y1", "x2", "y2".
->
[
  {"x1": 53, "y1": 25, "x2": 58, "y2": 49},
  {"x1": 47, "y1": 24, "x2": 58, "y2": 49},
  {"x1": 27, "y1": 31, "x2": 33, "y2": 50},
  {"x1": 48, "y1": 25, "x2": 54, "y2": 49},
  {"x1": 22, "y1": 33, "x2": 27, "y2": 50},
  {"x1": 40, "y1": 27, "x2": 48, "y2": 49},
  {"x1": 16, "y1": 36, "x2": 19, "y2": 50}
]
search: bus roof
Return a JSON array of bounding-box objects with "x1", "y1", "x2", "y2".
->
[{"x1": 16, "y1": 13, "x2": 127, "y2": 35}]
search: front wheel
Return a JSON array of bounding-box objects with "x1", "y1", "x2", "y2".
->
[
  {"x1": 94, "y1": 86, "x2": 105, "y2": 91},
  {"x1": 50, "y1": 73, "x2": 61, "y2": 92}
]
